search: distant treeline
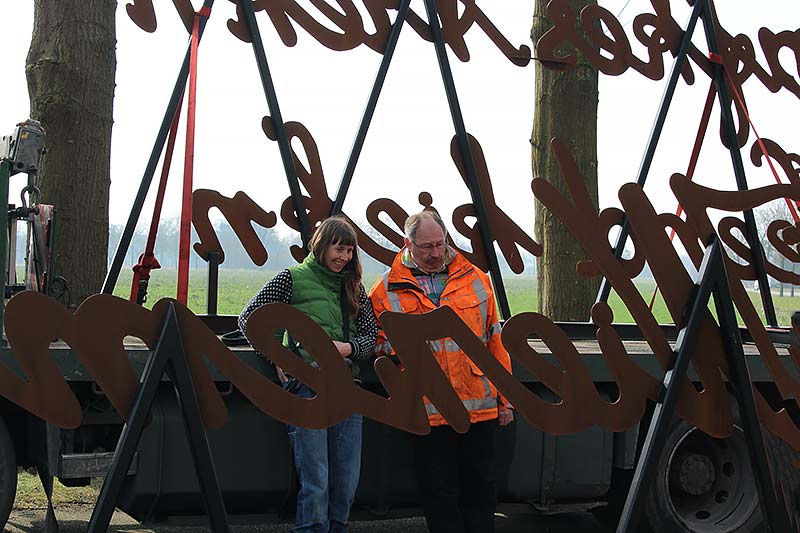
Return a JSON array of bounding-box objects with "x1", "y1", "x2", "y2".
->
[
  {"x1": 8, "y1": 216, "x2": 539, "y2": 276},
  {"x1": 106, "y1": 216, "x2": 538, "y2": 276}
]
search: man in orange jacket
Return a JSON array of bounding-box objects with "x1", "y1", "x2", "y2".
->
[{"x1": 369, "y1": 210, "x2": 513, "y2": 533}]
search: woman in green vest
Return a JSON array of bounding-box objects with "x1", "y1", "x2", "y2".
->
[{"x1": 238, "y1": 216, "x2": 377, "y2": 532}]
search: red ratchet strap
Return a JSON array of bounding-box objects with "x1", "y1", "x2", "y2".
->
[
  {"x1": 648, "y1": 81, "x2": 717, "y2": 311},
  {"x1": 177, "y1": 8, "x2": 209, "y2": 304},
  {"x1": 649, "y1": 52, "x2": 800, "y2": 311},
  {"x1": 129, "y1": 98, "x2": 184, "y2": 303},
  {"x1": 708, "y1": 52, "x2": 800, "y2": 222}
]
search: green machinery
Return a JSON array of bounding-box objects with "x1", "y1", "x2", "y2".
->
[{"x1": 0, "y1": 119, "x2": 50, "y2": 331}]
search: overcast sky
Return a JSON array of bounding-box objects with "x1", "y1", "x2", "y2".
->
[{"x1": 1, "y1": 1, "x2": 799, "y2": 261}]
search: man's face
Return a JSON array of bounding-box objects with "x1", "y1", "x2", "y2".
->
[{"x1": 405, "y1": 218, "x2": 447, "y2": 273}]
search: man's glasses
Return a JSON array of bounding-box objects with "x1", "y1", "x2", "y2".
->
[{"x1": 411, "y1": 240, "x2": 447, "y2": 252}]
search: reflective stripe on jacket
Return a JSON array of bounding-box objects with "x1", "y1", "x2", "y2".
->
[{"x1": 369, "y1": 250, "x2": 511, "y2": 427}]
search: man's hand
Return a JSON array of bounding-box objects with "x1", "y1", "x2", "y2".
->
[
  {"x1": 333, "y1": 340, "x2": 353, "y2": 358},
  {"x1": 498, "y1": 408, "x2": 514, "y2": 426}
]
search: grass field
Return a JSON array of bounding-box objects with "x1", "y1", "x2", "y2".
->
[
  {"x1": 14, "y1": 469, "x2": 102, "y2": 509},
  {"x1": 111, "y1": 268, "x2": 800, "y2": 326}
]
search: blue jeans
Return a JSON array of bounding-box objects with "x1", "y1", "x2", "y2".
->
[{"x1": 286, "y1": 382, "x2": 363, "y2": 532}]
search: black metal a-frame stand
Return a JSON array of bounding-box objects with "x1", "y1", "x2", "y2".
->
[
  {"x1": 587, "y1": 2, "x2": 793, "y2": 525},
  {"x1": 87, "y1": 303, "x2": 230, "y2": 533},
  {"x1": 595, "y1": 0, "x2": 778, "y2": 328},
  {"x1": 615, "y1": 235, "x2": 792, "y2": 532}
]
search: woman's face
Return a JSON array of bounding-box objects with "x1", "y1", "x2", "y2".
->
[{"x1": 322, "y1": 241, "x2": 354, "y2": 273}]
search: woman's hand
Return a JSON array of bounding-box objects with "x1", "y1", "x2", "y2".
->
[
  {"x1": 333, "y1": 341, "x2": 353, "y2": 358},
  {"x1": 276, "y1": 366, "x2": 289, "y2": 383}
]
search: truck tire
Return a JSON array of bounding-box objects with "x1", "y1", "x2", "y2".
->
[
  {"x1": 643, "y1": 414, "x2": 763, "y2": 532},
  {"x1": 0, "y1": 417, "x2": 17, "y2": 529}
]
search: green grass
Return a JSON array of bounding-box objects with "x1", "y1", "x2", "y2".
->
[
  {"x1": 607, "y1": 280, "x2": 800, "y2": 326},
  {"x1": 14, "y1": 468, "x2": 101, "y2": 508},
  {"x1": 112, "y1": 267, "x2": 278, "y2": 316}
]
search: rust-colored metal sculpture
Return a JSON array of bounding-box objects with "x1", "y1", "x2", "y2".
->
[
  {"x1": 192, "y1": 189, "x2": 277, "y2": 264},
  {"x1": 127, "y1": 0, "x2": 532, "y2": 66},
  {"x1": 7, "y1": 150, "x2": 800, "y2": 445},
  {"x1": 537, "y1": 0, "x2": 800, "y2": 97},
  {"x1": 7, "y1": 1, "x2": 800, "y2": 531}
]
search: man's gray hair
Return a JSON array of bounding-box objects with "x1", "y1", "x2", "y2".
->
[{"x1": 404, "y1": 210, "x2": 447, "y2": 242}]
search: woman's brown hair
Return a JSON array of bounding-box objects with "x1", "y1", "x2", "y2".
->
[{"x1": 308, "y1": 216, "x2": 362, "y2": 317}]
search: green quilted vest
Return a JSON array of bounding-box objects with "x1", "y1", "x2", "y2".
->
[{"x1": 286, "y1": 253, "x2": 359, "y2": 376}]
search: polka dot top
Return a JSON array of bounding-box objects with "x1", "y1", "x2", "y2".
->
[{"x1": 238, "y1": 269, "x2": 378, "y2": 361}]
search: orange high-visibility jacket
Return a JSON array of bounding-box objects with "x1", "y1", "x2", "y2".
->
[{"x1": 369, "y1": 250, "x2": 512, "y2": 427}]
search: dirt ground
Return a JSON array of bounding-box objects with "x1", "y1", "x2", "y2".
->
[{"x1": 4, "y1": 504, "x2": 607, "y2": 532}]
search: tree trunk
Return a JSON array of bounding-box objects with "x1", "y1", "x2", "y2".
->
[
  {"x1": 26, "y1": 0, "x2": 116, "y2": 308},
  {"x1": 531, "y1": 0, "x2": 599, "y2": 321}
]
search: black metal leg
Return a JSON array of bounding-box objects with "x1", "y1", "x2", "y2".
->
[
  {"x1": 616, "y1": 237, "x2": 720, "y2": 532},
  {"x1": 165, "y1": 343, "x2": 228, "y2": 530},
  {"x1": 236, "y1": 0, "x2": 311, "y2": 247},
  {"x1": 88, "y1": 309, "x2": 174, "y2": 532},
  {"x1": 36, "y1": 462, "x2": 58, "y2": 533},
  {"x1": 330, "y1": 0, "x2": 412, "y2": 216},
  {"x1": 701, "y1": 0, "x2": 777, "y2": 326},
  {"x1": 206, "y1": 251, "x2": 219, "y2": 315},
  {"x1": 596, "y1": 0, "x2": 705, "y2": 306},
  {"x1": 88, "y1": 303, "x2": 229, "y2": 532},
  {"x1": 712, "y1": 260, "x2": 791, "y2": 532},
  {"x1": 421, "y1": 0, "x2": 511, "y2": 319}
]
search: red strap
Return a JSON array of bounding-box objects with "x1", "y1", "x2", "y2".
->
[
  {"x1": 708, "y1": 52, "x2": 723, "y2": 64},
  {"x1": 648, "y1": 81, "x2": 717, "y2": 311},
  {"x1": 130, "y1": 253, "x2": 162, "y2": 295},
  {"x1": 709, "y1": 52, "x2": 800, "y2": 222},
  {"x1": 129, "y1": 92, "x2": 185, "y2": 302},
  {"x1": 648, "y1": 52, "x2": 800, "y2": 311},
  {"x1": 177, "y1": 13, "x2": 201, "y2": 305}
]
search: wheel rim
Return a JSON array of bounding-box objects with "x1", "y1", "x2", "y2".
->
[{"x1": 663, "y1": 424, "x2": 758, "y2": 532}]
